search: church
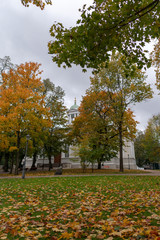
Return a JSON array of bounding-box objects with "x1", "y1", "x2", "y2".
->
[{"x1": 61, "y1": 100, "x2": 137, "y2": 170}]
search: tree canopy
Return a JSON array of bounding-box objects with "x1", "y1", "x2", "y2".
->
[
  {"x1": 151, "y1": 38, "x2": 160, "y2": 84},
  {"x1": 0, "y1": 62, "x2": 51, "y2": 174},
  {"x1": 43, "y1": 78, "x2": 68, "y2": 170},
  {"x1": 87, "y1": 52, "x2": 153, "y2": 171},
  {"x1": 48, "y1": 0, "x2": 160, "y2": 71},
  {"x1": 71, "y1": 91, "x2": 121, "y2": 168},
  {"x1": 0, "y1": 60, "x2": 70, "y2": 174},
  {"x1": 144, "y1": 114, "x2": 160, "y2": 163},
  {"x1": 21, "y1": 0, "x2": 52, "y2": 9},
  {"x1": 134, "y1": 131, "x2": 148, "y2": 167},
  {"x1": 71, "y1": 52, "x2": 153, "y2": 171},
  {"x1": 135, "y1": 114, "x2": 160, "y2": 167}
]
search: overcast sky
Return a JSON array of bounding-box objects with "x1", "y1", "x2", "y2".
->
[{"x1": 0, "y1": 0, "x2": 159, "y2": 131}]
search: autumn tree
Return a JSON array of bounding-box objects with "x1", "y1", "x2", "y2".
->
[
  {"x1": 43, "y1": 79, "x2": 68, "y2": 170},
  {"x1": 48, "y1": 0, "x2": 159, "y2": 72},
  {"x1": 0, "y1": 62, "x2": 51, "y2": 174},
  {"x1": 71, "y1": 90, "x2": 137, "y2": 170},
  {"x1": 88, "y1": 53, "x2": 153, "y2": 171}
]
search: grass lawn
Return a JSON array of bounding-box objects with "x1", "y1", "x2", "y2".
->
[{"x1": 0, "y1": 176, "x2": 159, "y2": 239}]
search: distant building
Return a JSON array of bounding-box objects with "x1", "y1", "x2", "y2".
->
[
  {"x1": 61, "y1": 99, "x2": 137, "y2": 169},
  {"x1": 25, "y1": 99, "x2": 137, "y2": 170}
]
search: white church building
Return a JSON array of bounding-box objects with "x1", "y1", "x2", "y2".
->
[{"x1": 61, "y1": 100, "x2": 137, "y2": 170}]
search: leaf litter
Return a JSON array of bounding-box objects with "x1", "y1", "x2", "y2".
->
[{"x1": 0, "y1": 176, "x2": 159, "y2": 239}]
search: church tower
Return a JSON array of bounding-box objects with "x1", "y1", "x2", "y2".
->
[{"x1": 68, "y1": 98, "x2": 79, "y2": 124}]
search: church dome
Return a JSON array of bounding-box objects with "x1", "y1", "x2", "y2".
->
[{"x1": 70, "y1": 98, "x2": 79, "y2": 110}]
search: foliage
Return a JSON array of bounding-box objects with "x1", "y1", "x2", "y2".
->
[
  {"x1": 0, "y1": 176, "x2": 159, "y2": 239},
  {"x1": 48, "y1": 0, "x2": 160, "y2": 71},
  {"x1": 43, "y1": 79, "x2": 68, "y2": 169},
  {"x1": 0, "y1": 62, "x2": 51, "y2": 174},
  {"x1": 71, "y1": 90, "x2": 121, "y2": 169},
  {"x1": 88, "y1": 52, "x2": 153, "y2": 171},
  {"x1": 144, "y1": 114, "x2": 160, "y2": 163},
  {"x1": 72, "y1": 136, "x2": 99, "y2": 172},
  {"x1": 134, "y1": 131, "x2": 148, "y2": 167},
  {"x1": 151, "y1": 38, "x2": 160, "y2": 85},
  {"x1": 21, "y1": 0, "x2": 52, "y2": 9},
  {"x1": 135, "y1": 114, "x2": 160, "y2": 166}
]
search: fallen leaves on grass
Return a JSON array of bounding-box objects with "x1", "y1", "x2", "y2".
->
[{"x1": 0, "y1": 176, "x2": 159, "y2": 239}]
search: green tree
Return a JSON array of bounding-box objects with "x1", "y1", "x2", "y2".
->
[
  {"x1": 151, "y1": 38, "x2": 160, "y2": 83},
  {"x1": 43, "y1": 79, "x2": 68, "y2": 170},
  {"x1": 144, "y1": 114, "x2": 160, "y2": 163},
  {"x1": 72, "y1": 137, "x2": 95, "y2": 173},
  {"x1": 88, "y1": 53, "x2": 153, "y2": 171},
  {"x1": 134, "y1": 131, "x2": 148, "y2": 167},
  {"x1": 48, "y1": 0, "x2": 159, "y2": 71}
]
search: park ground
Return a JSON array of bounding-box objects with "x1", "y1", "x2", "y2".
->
[
  {"x1": 0, "y1": 168, "x2": 160, "y2": 178},
  {"x1": 0, "y1": 174, "x2": 160, "y2": 239}
]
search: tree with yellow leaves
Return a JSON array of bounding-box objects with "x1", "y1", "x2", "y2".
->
[
  {"x1": 72, "y1": 88, "x2": 137, "y2": 170},
  {"x1": 87, "y1": 52, "x2": 153, "y2": 171},
  {"x1": 0, "y1": 62, "x2": 51, "y2": 174}
]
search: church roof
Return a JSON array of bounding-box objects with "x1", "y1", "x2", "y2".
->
[{"x1": 70, "y1": 98, "x2": 79, "y2": 110}]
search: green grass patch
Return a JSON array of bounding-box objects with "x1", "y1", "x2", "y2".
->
[{"x1": 0, "y1": 176, "x2": 159, "y2": 239}]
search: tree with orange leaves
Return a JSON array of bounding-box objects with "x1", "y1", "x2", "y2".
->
[
  {"x1": 72, "y1": 90, "x2": 137, "y2": 170},
  {"x1": 88, "y1": 52, "x2": 153, "y2": 172},
  {"x1": 72, "y1": 91, "x2": 119, "y2": 170},
  {"x1": 0, "y1": 62, "x2": 51, "y2": 174}
]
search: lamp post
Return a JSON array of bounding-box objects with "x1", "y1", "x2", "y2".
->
[{"x1": 22, "y1": 134, "x2": 30, "y2": 179}]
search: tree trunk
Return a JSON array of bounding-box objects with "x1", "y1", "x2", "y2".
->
[
  {"x1": 119, "y1": 124, "x2": 124, "y2": 172},
  {"x1": 30, "y1": 139, "x2": 38, "y2": 170},
  {"x1": 30, "y1": 152, "x2": 37, "y2": 170},
  {"x1": 9, "y1": 152, "x2": 15, "y2": 174},
  {"x1": 0, "y1": 152, "x2": 3, "y2": 165},
  {"x1": 92, "y1": 163, "x2": 94, "y2": 173},
  {"x1": 98, "y1": 161, "x2": 101, "y2": 169},
  {"x1": 15, "y1": 131, "x2": 20, "y2": 175},
  {"x1": 48, "y1": 154, "x2": 52, "y2": 171},
  {"x1": 82, "y1": 161, "x2": 86, "y2": 173},
  {"x1": 3, "y1": 152, "x2": 9, "y2": 172}
]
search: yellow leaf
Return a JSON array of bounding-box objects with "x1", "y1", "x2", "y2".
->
[
  {"x1": 59, "y1": 232, "x2": 73, "y2": 239},
  {"x1": 110, "y1": 231, "x2": 122, "y2": 237}
]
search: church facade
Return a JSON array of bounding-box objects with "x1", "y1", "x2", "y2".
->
[{"x1": 61, "y1": 100, "x2": 137, "y2": 170}]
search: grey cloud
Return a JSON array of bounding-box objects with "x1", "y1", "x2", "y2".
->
[{"x1": 0, "y1": 0, "x2": 158, "y2": 131}]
